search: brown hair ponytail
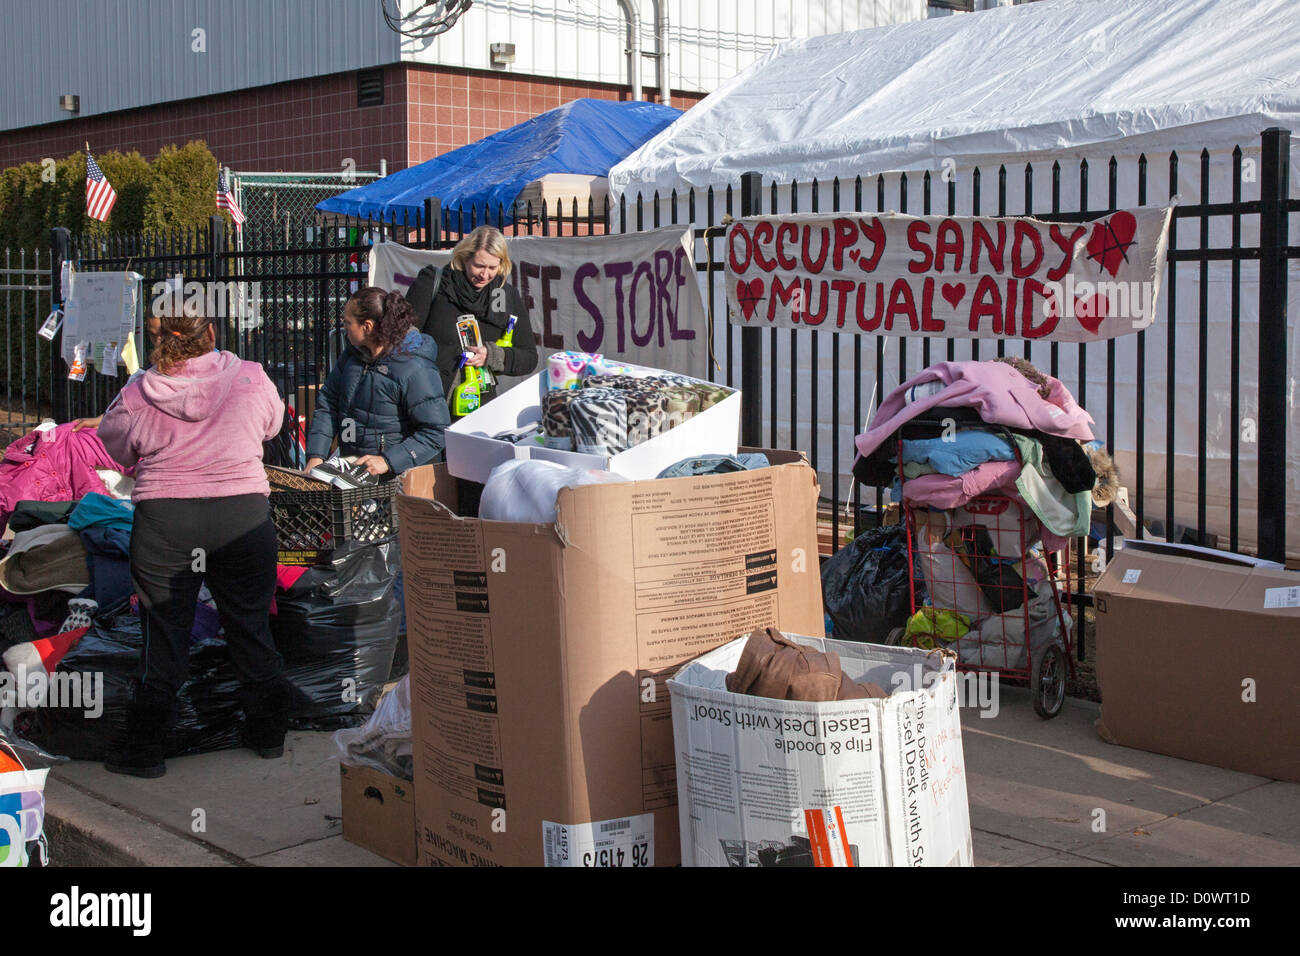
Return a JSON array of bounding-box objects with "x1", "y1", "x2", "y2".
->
[{"x1": 151, "y1": 311, "x2": 214, "y2": 375}]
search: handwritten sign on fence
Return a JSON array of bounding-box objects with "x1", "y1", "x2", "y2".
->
[
  {"x1": 725, "y1": 206, "x2": 1173, "y2": 343},
  {"x1": 370, "y1": 226, "x2": 708, "y2": 379}
]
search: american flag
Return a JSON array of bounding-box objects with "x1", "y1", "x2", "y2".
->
[
  {"x1": 216, "y1": 168, "x2": 246, "y2": 230},
  {"x1": 84, "y1": 150, "x2": 117, "y2": 222}
]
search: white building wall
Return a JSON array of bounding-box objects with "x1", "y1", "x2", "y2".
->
[
  {"x1": 2, "y1": 0, "x2": 929, "y2": 132},
  {"x1": 400, "y1": 0, "x2": 929, "y2": 95}
]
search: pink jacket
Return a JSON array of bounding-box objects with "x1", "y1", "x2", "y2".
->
[
  {"x1": 855, "y1": 360, "x2": 1095, "y2": 463},
  {"x1": 0, "y1": 424, "x2": 120, "y2": 533},
  {"x1": 99, "y1": 351, "x2": 284, "y2": 502},
  {"x1": 901, "y1": 459, "x2": 1021, "y2": 511}
]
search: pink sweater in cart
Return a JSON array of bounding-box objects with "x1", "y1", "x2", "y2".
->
[
  {"x1": 855, "y1": 360, "x2": 1096, "y2": 463},
  {"x1": 99, "y1": 350, "x2": 284, "y2": 502}
]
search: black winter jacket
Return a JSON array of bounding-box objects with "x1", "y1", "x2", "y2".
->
[
  {"x1": 305, "y1": 328, "x2": 450, "y2": 472},
  {"x1": 405, "y1": 265, "x2": 539, "y2": 401}
]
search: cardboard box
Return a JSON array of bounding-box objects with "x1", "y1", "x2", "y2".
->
[
  {"x1": 668, "y1": 636, "x2": 973, "y2": 867},
  {"x1": 444, "y1": 368, "x2": 741, "y2": 484},
  {"x1": 396, "y1": 450, "x2": 825, "y2": 866},
  {"x1": 339, "y1": 764, "x2": 416, "y2": 866},
  {"x1": 1093, "y1": 539, "x2": 1300, "y2": 782}
]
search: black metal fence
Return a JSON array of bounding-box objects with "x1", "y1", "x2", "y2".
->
[
  {"x1": 0, "y1": 247, "x2": 55, "y2": 438},
  {"x1": 30, "y1": 194, "x2": 616, "y2": 440},
  {"x1": 2, "y1": 129, "x2": 1294, "y2": 657}
]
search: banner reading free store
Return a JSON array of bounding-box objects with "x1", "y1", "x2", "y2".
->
[
  {"x1": 371, "y1": 226, "x2": 709, "y2": 380},
  {"x1": 725, "y1": 206, "x2": 1173, "y2": 343}
]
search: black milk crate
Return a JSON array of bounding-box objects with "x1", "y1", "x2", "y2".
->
[{"x1": 266, "y1": 467, "x2": 400, "y2": 566}]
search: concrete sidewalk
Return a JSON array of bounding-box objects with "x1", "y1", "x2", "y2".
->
[{"x1": 41, "y1": 685, "x2": 1300, "y2": 867}]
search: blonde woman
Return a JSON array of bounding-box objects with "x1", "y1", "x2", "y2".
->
[{"x1": 405, "y1": 225, "x2": 538, "y2": 420}]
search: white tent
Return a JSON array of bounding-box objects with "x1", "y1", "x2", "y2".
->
[
  {"x1": 611, "y1": 0, "x2": 1300, "y2": 199},
  {"x1": 610, "y1": 0, "x2": 1300, "y2": 557}
]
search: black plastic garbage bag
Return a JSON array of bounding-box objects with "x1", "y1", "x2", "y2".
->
[
  {"x1": 821, "y1": 524, "x2": 927, "y2": 644},
  {"x1": 26, "y1": 612, "x2": 244, "y2": 761},
  {"x1": 271, "y1": 535, "x2": 402, "y2": 731}
]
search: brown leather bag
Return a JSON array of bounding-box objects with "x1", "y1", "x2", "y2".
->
[{"x1": 726, "y1": 627, "x2": 888, "y2": 702}]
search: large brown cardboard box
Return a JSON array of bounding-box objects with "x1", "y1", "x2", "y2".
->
[
  {"x1": 340, "y1": 764, "x2": 417, "y2": 866},
  {"x1": 396, "y1": 450, "x2": 825, "y2": 866},
  {"x1": 1093, "y1": 539, "x2": 1300, "y2": 782}
]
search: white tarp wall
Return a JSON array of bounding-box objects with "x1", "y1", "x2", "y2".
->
[{"x1": 610, "y1": 0, "x2": 1300, "y2": 557}]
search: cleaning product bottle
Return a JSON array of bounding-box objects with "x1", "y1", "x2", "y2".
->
[
  {"x1": 481, "y1": 314, "x2": 518, "y2": 392},
  {"x1": 450, "y1": 315, "x2": 484, "y2": 417},
  {"x1": 451, "y1": 352, "x2": 484, "y2": 416},
  {"x1": 497, "y1": 314, "x2": 518, "y2": 348}
]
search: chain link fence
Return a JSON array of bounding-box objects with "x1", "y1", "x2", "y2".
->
[{"x1": 230, "y1": 170, "x2": 382, "y2": 239}]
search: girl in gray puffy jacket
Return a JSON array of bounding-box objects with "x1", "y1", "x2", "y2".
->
[{"x1": 305, "y1": 287, "x2": 451, "y2": 476}]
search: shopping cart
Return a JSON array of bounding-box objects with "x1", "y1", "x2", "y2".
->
[{"x1": 895, "y1": 422, "x2": 1076, "y2": 718}]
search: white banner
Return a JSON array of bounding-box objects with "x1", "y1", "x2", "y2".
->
[
  {"x1": 369, "y1": 226, "x2": 709, "y2": 380},
  {"x1": 725, "y1": 206, "x2": 1174, "y2": 343}
]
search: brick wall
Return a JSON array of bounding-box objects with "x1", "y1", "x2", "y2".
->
[
  {"x1": 0, "y1": 63, "x2": 703, "y2": 175},
  {"x1": 0, "y1": 67, "x2": 407, "y2": 175},
  {"x1": 405, "y1": 64, "x2": 705, "y2": 165}
]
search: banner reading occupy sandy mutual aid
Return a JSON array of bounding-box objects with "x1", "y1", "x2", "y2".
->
[
  {"x1": 370, "y1": 226, "x2": 708, "y2": 379},
  {"x1": 725, "y1": 206, "x2": 1174, "y2": 342}
]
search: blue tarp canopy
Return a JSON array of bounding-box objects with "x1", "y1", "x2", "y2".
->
[{"x1": 316, "y1": 98, "x2": 681, "y2": 226}]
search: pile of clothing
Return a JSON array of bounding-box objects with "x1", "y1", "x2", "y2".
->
[
  {"x1": 0, "y1": 421, "x2": 399, "y2": 757},
  {"x1": 0, "y1": 424, "x2": 135, "y2": 656},
  {"x1": 852, "y1": 358, "x2": 1119, "y2": 669},
  {"x1": 540, "y1": 352, "x2": 733, "y2": 455}
]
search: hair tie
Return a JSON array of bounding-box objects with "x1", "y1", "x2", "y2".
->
[{"x1": 171, "y1": 330, "x2": 183, "y2": 337}]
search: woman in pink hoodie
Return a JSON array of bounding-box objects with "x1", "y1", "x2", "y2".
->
[{"x1": 98, "y1": 309, "x2": 289, "y2": 778}]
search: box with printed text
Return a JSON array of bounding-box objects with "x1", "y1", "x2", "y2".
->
[
  {"x1": 395, "y1": 450, "x2": 824, "y2": 866},
  {"x1": 668, "y1": 636, "x2": 973, "y2": 867}
]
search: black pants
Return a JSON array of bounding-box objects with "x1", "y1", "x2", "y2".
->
[{"x1": 130, "y1": 494, "x2": 283, "y2": 697}]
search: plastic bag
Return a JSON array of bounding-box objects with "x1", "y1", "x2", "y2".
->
[
  {"x1": 479, "y1": 459, "x2": 628, "y2": 523},
  {"x1": 271, "y1": 536, "x2": 402, "y2": 730},
  {"x1": 955, "y1": 581, "x2": 1069, "y2": 669},
  {"x1": 26, "y1": 611, "x2": 245, "y2": 761},
  {"x1": 332, "y1": 674, "x2": 412, "y2": 780},
  {"x1": 821, "y1": 524, "x2": 928, "y2": 644},
  {"x1": 0, "y1": 736, "x2": 49, "y2": 867}
]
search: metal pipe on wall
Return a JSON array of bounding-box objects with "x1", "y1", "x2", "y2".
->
[
  {"x1": 651, "y1": 0, "x2": 670, "y2": 106},
  {"x1": 617, "y1": 0, "x2": 642, "y2": 101}
]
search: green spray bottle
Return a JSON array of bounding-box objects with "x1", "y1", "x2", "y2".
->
[
  {"x1": 480, "y1": 314, "x2": 518, "y2": 392},
  {"x1": 451, "y1": 315, "x2": 483, "y2": 417}
]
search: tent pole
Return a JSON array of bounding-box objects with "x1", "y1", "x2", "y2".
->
[{"x1": 618, "y1": 0, "x2": 642, "y2": 101}]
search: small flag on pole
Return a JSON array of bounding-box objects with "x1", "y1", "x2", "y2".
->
[
  {"x1": 85, "y1": 148, "x2": 117, "y2": 222},
  {"x1": 216, "y1": 168, "x2": 246, "y2": 230}
]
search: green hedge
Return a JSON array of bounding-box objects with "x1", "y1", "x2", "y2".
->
[{"x1": 0, "y1": 140, "x2": 237, "y2": 251}]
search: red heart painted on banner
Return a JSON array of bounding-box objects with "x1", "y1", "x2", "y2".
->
[
  {"x1": 1074, "y1": 293, "x2": 1109, "y2": 334},
  {"x1": 941, "y1": 282, "x2": 967, "y2": 309},
  {"x1": 736, "y1": 278, "x2": 765, "y2": 321},
  {"x1": 1085, "y1": 210, "x2": 1138, "y2": 277}
]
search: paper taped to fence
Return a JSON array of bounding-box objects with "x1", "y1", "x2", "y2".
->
[
  {"x1": 60, "y1": 270, "x2": 143, "y2": 370},
  {"x1": 725, "y1": 206, "x2": 1173, "y2": 343},
  {"x1": 370, "y1": 226, "x2": 708, "y2": 380}
]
